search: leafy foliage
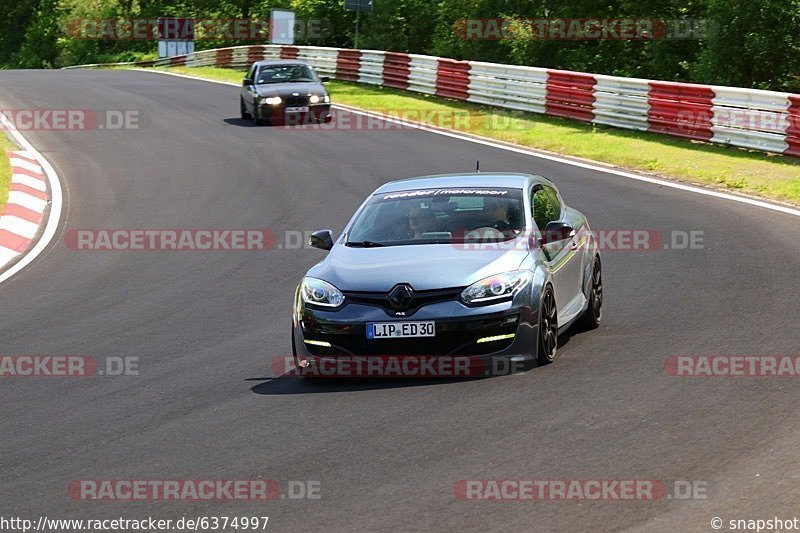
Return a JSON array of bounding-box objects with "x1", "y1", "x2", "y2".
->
[{"x1": 0, "y1": 0, "x2": 796, "y2": 91}]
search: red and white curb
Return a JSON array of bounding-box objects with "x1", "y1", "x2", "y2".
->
[
  {"x1": 0, "y1": 112, "x2": 63, "y2": 284},
  {"x1": 0, "y1": 150, "x2": 48, "y2": 266}
]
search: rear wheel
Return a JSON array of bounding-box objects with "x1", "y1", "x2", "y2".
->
[
  {"x1": 577, "y1": 257, "x2": 602, "y2": 330},
  {"x1": 240, "y1": 97, "x2": 251, "y2": 120},
  {"x1": 537, "y1": 286, "x2": 558, "y2": 365}
]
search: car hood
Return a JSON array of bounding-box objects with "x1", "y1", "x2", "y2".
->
[
  {"x1": 307, "y1": 243, "x2": 530, "y2": 292},
  {"x1": 255, "y1": 82, "x2": 327, "y2": 97}
]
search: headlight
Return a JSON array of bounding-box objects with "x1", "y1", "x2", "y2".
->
[
  {"x1": 261, "y1": 96, "x2": 282, "y2": 105},
  {"x1": 309, "y1": 94, "x2": 320, "y2": 104},
  {"x1": 460, "y1": 270, "x2": 532, "y2": 306},
  {"x1": 301, "y1": 277, "x2": 345, "y2": 308},
  {"x1": 322, "y1": 95, "x2": 330, "y2": 103}
]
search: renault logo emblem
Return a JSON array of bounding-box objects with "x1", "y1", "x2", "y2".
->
[{"x1": 388, "y1": 284, "x2": 415, "y2": 312}]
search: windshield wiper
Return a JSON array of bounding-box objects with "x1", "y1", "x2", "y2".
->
[{"x1": 345, "y1": 240, "x2": 386, "y2": 247}]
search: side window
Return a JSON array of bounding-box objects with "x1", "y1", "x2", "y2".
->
[
  {"x1": 543, "y1": 186, "x2": 562, "y2": 221},
  {"x1": 246, "y1": 64, "x2": 256, "y2": 83},
  {"x1": 531, "y1": 187, "x2": 557, "y2": 230}
]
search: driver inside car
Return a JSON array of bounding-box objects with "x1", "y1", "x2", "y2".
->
[
  {"x1": 408, "y1": 207, "x2": 437, "y2": 239},
  {"x1": 483, "y1": 198, "x2": 517, "y2": 237}
]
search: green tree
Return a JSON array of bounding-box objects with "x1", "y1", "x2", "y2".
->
[{"x1": 691, "y1": 0, "x2": 800, "y2": 90}]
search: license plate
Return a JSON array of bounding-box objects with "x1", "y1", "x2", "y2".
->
[
  {"x1": 367, "y1": 321, "x2": 435, "y2": 339},
  {"x1": 285, "y1": 106, "x2": 309, "y2": 113}
]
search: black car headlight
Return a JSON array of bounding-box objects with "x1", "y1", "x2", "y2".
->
[
  {"x1": 261, "y1": 96, "x2": 282, "y2": 105},
  {"x1": 460, "y1": 270, "x2": 532, "y2": 306},
  {"x1": 301, "y1": 277, "x2": 345, "y2": 308}
]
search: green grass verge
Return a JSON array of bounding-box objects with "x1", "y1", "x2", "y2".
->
[
  {"x1": 146, "y1": 65, "x2": 800, "y2": 205},
  {"x1": 97, "y1": 50, "x2": 159, "y2": 64},
  {"x1": 0, "y1": 130, "x2": 15, "y2": 215}
]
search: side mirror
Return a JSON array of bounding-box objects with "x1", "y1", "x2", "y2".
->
[
  {"x1": 309, "y1": 229, "x2": 334, "y2": 250},
  {"x1": 243, "y1": 78, "x2": 253, "y2": 86},
  {"x1": 539, "y1": 221, "x2": 575, "y2": 246},
  {"x1": 320, "y1": 76, "x2": 331, "y2": 83}
]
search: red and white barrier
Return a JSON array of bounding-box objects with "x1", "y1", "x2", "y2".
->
[
  {"x1": 0, "y1": 151, "x2": 49, "y2": 266},
  {"x1": 382, "y1": 52, "x2": 410, "y2": 89},
  {"x1": 545, "y1": 70, "x2": 596, "y2": 122},
  {"x1": 788, "y1": 96, "x2": 800, "y2": 157},
  {"x1": 65, "y1": 45, "x2": 800, "y2": 158},
  {"x1": 436, "y1": 58, "x2": 471, "y2": 101},
  {"x1": 647, "y1": 82, "x2": 714, "y2": 141}
]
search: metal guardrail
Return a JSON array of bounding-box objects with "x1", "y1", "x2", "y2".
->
[{"x1": 65, "y1": 45, "x2": 800, "y2": 158}]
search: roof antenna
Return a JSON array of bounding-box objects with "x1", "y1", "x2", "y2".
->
[{"x1": 476, "y1": 160, "x2": 480, "y2": 173}]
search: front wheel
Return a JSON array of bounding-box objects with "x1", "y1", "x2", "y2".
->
[
  {"x1": 577, "y1": 257, "x2": 602, "y2": 331},
  {"x1": 240, "y1": 97, "x2": 251, "y2": 120},
  {"x1": 537, "y1": 285, "x2": 558, "y2": 365},
  {"x1": 253, "y1": 112, "x2": 267, "y2": 126},
  {"x1": 252, "y1": 106, "x2": 268, "y2": 126}
]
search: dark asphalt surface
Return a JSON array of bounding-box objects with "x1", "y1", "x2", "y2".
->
[{"x1": 1, "y1": 69, "x2": 799, "y2": 532}]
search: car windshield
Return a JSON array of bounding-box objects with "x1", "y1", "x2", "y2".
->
[
  {"x1": 256, "y1": 64, "x2": 318, "y2": 84},
  {"x1": 346, "y1": 187, "x2": 525, "y2": 246}
]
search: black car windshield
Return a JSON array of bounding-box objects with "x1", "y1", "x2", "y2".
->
[
  {"x1": 346, "y1": 187, "x2": 525, "y2": 246},
  {"x1": 256, "y1": 64, "x2": 318, "y2": 84}
]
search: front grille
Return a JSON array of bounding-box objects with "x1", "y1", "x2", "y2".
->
[
  {"x1": 303, "y1": 313, "x2": 519, "y2": 356},
  {"x1": 282, "y1": 95, "x2": 310, "y2": 107},
  {"x1": 342, "y1": 287, "x2": 464, "y2": 316}
]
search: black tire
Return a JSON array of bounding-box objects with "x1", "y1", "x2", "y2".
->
[
  {"x1": 577, "y1": 256, "x2": 602, "y2": 331},
  {"x1": 252, "y1": 106, "x2": 268, "y2": 126},
  {"x1": 537, "y1": 285, "x2": 558, "y2": 365},
  {"x1": 240, "y1": 97, "x2": 251, "y2": 120}
]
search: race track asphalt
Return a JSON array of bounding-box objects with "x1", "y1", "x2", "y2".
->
[{"x1": 1, "y1": 69, "x2": 799, "y2": 532}]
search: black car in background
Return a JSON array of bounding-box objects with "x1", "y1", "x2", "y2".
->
[{"x1": 240, "y1": 60, "x2": 332, "y2": 125}]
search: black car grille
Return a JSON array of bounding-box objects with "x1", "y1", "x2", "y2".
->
[
  {"x1": 302, "y1": 313, "x2": 519, "y2": 357},
  {"x1": 282, "y1": 95, "x2": 310, "y2": 107},
  {"x1": 342, "y1": 287, "x2": 464, "y2": 316}
]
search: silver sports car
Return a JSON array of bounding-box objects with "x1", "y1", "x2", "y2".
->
[{"x1": 292, "y1": 173, "x2": 602, "y2": 375}]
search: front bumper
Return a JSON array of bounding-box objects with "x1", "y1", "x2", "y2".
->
[
  {"x1": 292, "y1": 298, "x2": 539, "y2": 377},
  {"x1": 257, "y1": 103, "x2": 331, "y2": 124}
]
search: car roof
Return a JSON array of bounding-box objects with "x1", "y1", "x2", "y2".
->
[
  {"x1": 252, "y1": 60, "x2": 311, "y2": 67},
  {"x1": 374, "y1": 173, "x2": 553, "y2": 194}
]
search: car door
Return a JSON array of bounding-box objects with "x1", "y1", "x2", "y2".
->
[
  {"x1": 531, "y1": 185, "x2": 582, "y2": 316},
  {"x1": 242, "y1": 63, "x2": 258, "y2": 111},
  {"x1": 544, "y1": 185, "x2": 585, "y2": 317}
]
